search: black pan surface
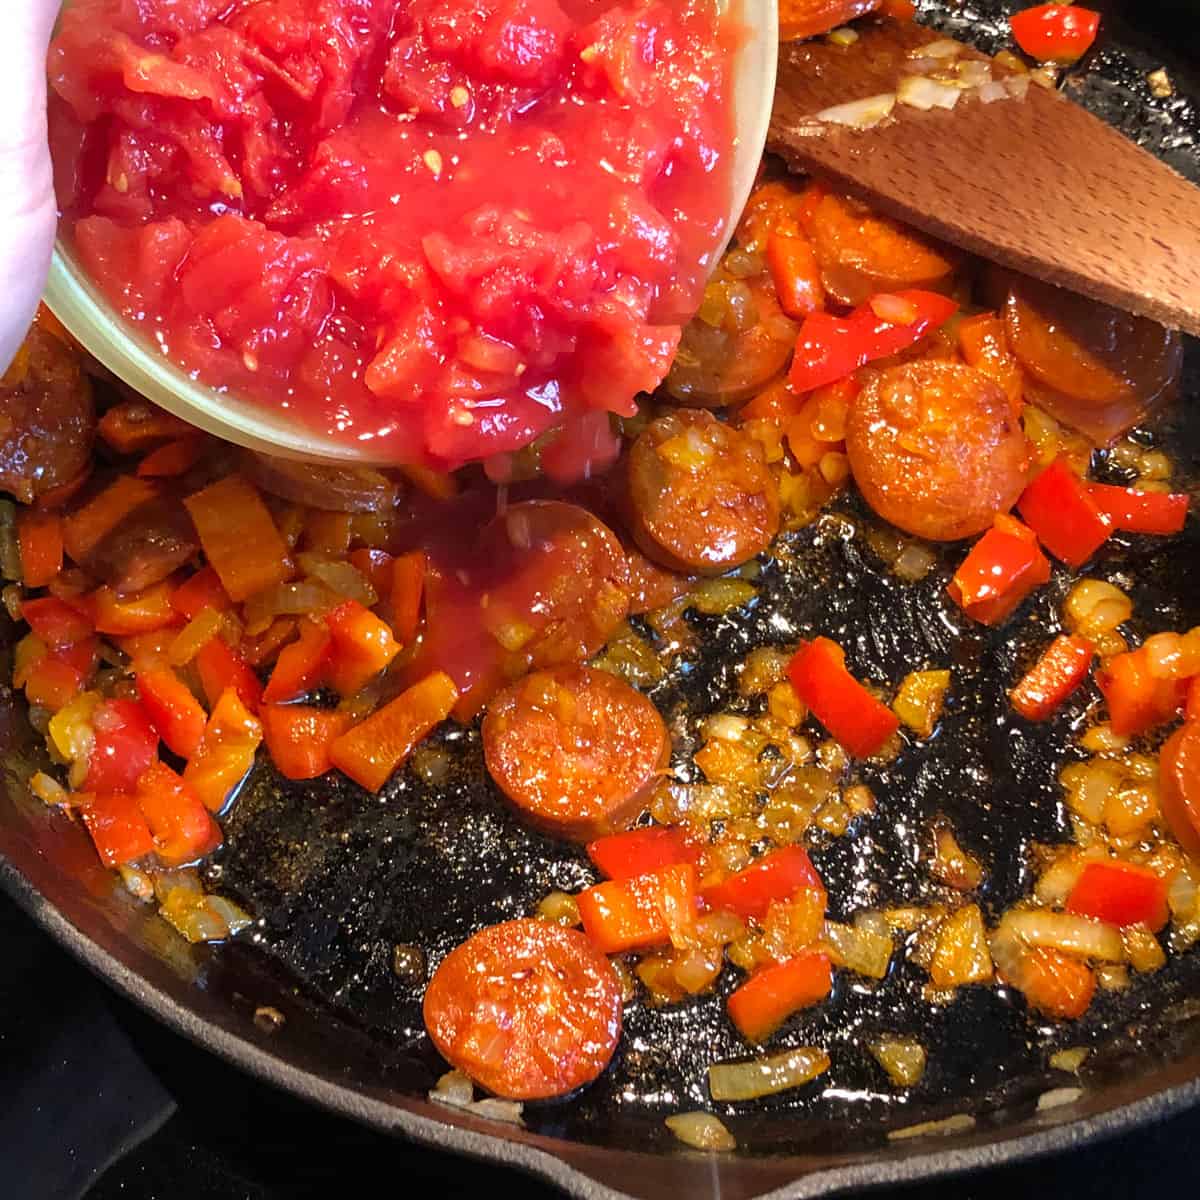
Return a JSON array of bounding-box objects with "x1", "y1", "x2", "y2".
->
[{"x1": 4, "y1": 1, "x2": 1200, "y2": 1196}]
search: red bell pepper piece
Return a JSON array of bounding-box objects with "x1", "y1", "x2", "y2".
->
[
  {"x1": 21, "y1": 643, "x2": 98, "y2": 711},
  {"x1": 788, "y1": 637, "x2": 899, "y2": 758},
  {"x1": 90, "y1": 581, "x2": 180, "y2": 636},
  {"x1": 1096, "y1": 646, "x2": 1186, "y2": 736},
  {"x1": 947, "y1": 515, "x2": 1051, "y2": 626},
  {"x1": 587, "y1": 826, "x2": 699, "y2": 881},
  {"x1": 135, "y1": 761, "x2": 222, "y2": 866},
  {"x1": 766, "y1": 231, "x2": 825, "y2": 320},
  {"x1": 1017, "y1": 458, "x2": 1112, "y2": 568},
  {"x1": 577, "y1": 863, "x2": 699, "y2": 955},
  {"x1": 85, "y1": 699, "x2": 160, "y2": 794},
  {"x1": 1016, "y1": 946, "x2": 1096, "y2": 1020},
  {"x1": 170, "y1": 566, "x2": 232, "y2": 619},
  {"x1": 261, "y1": 704, "x2": 350, "y2": 781},
  {"x1": 1087, "y1": 483, "x2": 1189, "y2": 536},
  {"x1": 1188, "y1": 676, "x2": 1200, "y2": 723},
  {"x1": 390, "y1": 551, "x2": 427, "y2": 646},
  {"x1": 789, "y1": 290, "x2": 958, "y2": 393},
  {"x1": 20, "y1": 595, "x2": 93, "y2": 648},
  {"x1": 184, "y1": 687, "x2": 263, "y2": 812},
  {"x1": 702, "y1": 846, "x2": 825, "y2": 922},
  {"x1": 136, "y1": 436, "x2": 206, "y2": 478},
  {"x1": 1009, "y1": 4, "x2": 1100, "y2": 65},
  {"x1": 262, "y1": 619, "x2": 331, "y2": 703},
  {"x1": 348, "y1": 548, "x2": 394, "y2": 599},
  {"x1": 727, "y1": 952, "x2": 833, "y2": 1042},
  {"x1": 80, "y1": 791, "x2": 155, "y2": 868},
  {"x1": 325, "y1": 600, "x2": 401, "y2": 696},
  {"x1": 195, "y1": 636, "x2": 263, "y2": 713},
  {"x1": 330, "y1": 670, "x2": 459, "y2": 792},
  {"x1": 1010, "y1": 634, "x2": 1094, "y2": 722},
  {"x1": 16, "y1": 509, "x2": 64, "y2": 588},
  {"x1": 1066, "y1": 861, "x2": 1169, "y2": 931},
  {"x1": 136, "y1": 667, "x2": 208, "y2": 759}
]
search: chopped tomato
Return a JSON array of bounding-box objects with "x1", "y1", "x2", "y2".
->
[
  {"x1": 1009, "y1": 4, "x2": 1100, "y2": 65},
  {"x1": 789, "y1": 290, "x2": 958, "y2": 392},
  {"x1": 136, "y1": 667, "x2": 207, "y2": 759},
  {"x1": 577, "y1": 863, "x2": 698, "y2": 955},
  {"x1": 587, "y1": 826, "x2": 699, "y2": 881},
  {"x1": 1017, "y1": 458, "x2": 1112, "y2": 568},
  {"x1": 1010, "y1": 634, "x2": 1094, "y2": 721},
  {"x1": 726, "y1": 952, "x2": 832, "y2": 1042},
  {"x1": 1065, "y1": 861, "x2": 1169, "y2": 931},
  {"x1": 702, "y1": 846, "x2": 825, "y2": 921},
  {"x1": 261, "y1": 705, "x2": 349, "y2": 781},
  {"x1": 948, "y1": 515, "x2": 1051, "y2": 626},
  {"x1": 1087, "y1": 483, "x2": 1189, "y2": 536},
  {"x1": 80, "y1": 791, "x2": 155, "y2": 868},
  {"x1": 85, "y1": 698, "x2": 160, "y2": 794},
  {"x1": 788, "y1": 637, "x2": 899, "y2": 758},
  {"x1": 135, "y1": 761, "x2": 222, "y2": 866}
]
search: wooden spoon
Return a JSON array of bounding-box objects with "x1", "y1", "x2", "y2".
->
[{"x1": 768, "y1": 18, "x2": 1200, "y2": 335}]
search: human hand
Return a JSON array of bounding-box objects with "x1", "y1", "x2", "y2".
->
[{"x1": 0, "y1": 1, "x2": 62, "y2": 374}]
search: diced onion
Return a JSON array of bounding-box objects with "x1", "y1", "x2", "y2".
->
[
  {"x1": 1005, "y1": 75, "x2": 1031, "y2": 99},
  {"x1": 816, "y1": 93, "x2": 897, "y2": 128},
  {"x1": 827, "y1": 26, "x2": 859, "y2": 47},
  {"x1": 978, "y1": 80, "x2": 1008, "y2": 104},
  {"x1": 689, "y1": 578, "x2": 757, "y2": 615},
  {"x1": 665, "y1": 1112, "x2": 736, "y2": 1151},
  {"x1": 1123, "y1": 924, "x2": 1166, "y2": 973},
  {"x1": 1034, "y1": 853, "x2": 1092, "y2": 906},
  {"x1": 920, "y1": 39, "x2": 962, "y2": 60},
  {"x1": 535, "y1": 891, "x2": 581, "y2": 927},
  {"x1": 1065, "y1": 579, "x2": 1132, "y2": 637},
  {"x1": 898, "y1": 75, "x2": 963, "y2": 111},
  {"x1": 893, "y1": 541, "x2": 936, "y2": 582},
  {"x1": 1049, "y1": 1046, "x2": 1089, "y2": 1073},
  {"x1": 824, "y1": 920, "x2": 893, "y2": 978},
  {"x1": 30, "y1": 770, "x2": 69, "y2": 806},
  {"x1": 297, "y1": 555, "x2": 377, "y2": 606},
  {"x1": 1169, "y1": 864, "x2": 1199, "y2": 921},
  {"x1": 1003, "y1": 909, "x2": 1125, "y2": 962},
  {"x1": 708, "y1": 1046, "x2": 830, "y2": 1101},
  {"x1": 429, "y1": 1069, "x2": 474, "y2": 1108},
  {"x1": 955, "y1": 59, "x2": 992, "y2": 87},
  {"x1": 1038, "y1": 1087, "x2": 1083, "y2": 1111},
  {"x1": 888, "y1": 1113, "x2": 975, "y2": 1141},
  {"x1": 870, "y1": 293, "x2": 920, "y2": 325},
  {"x1": 703, "y1": 713, "x2": 751, "y2": 743},
  {"x1": 869, "y1": 1038, "x2": 926, "y2": 1087},
  {"x1": 469, "y1": 1098, "x2": 524, "y2": 1125}
]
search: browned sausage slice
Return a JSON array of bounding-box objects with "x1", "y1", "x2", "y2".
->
[
  {"x1": 809, "y1": 192, "x2": 959, "y2": 308},
  {"x1": 1001, "y1": 271, "x2": 1182, "y2": 444},
  {"x1": 423, "y1": 918, "x2": 623, "y2": 1100},
  {"x1": 483, "y1": 665, "x2": 669, "y2": 841},
  {"x1": 626, "y1": 408, "x2": 780, "y2": 574},
  {"x1": 665, "y1": 277, "x2": 796, "y2": 408},
  {"x1": 1160, "y1": 721, "x2": 1200, "y2": 862},
  {"x1": 846, "y1": 361, "x2": 1031, "y2": 542},
  {"x1": 0, "y1": 324, "x2": 94, "y2": 504}
]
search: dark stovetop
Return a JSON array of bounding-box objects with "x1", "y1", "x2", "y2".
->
[{"x1": 2, "y1": 897, "x2": 1198, "y2": 1200}]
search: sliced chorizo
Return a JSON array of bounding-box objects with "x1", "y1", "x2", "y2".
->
[
  {"x1": 483, "y1": 665, "x2": 669, "y2": 841},
  {"x1": 626, "y1": 408, "x2": 780, "y2": 574},
  {"x1": 86, "y1": 496, "x2": 199, "y2": 595},
  {"x1": 1160, "y1": 721, "x2": 1200, "y2": 862},
  {"x1": 846, "y1": 361, "x2": 1031, "y2": 542},
  {"x1": 809, "y1": 191, "x2": 959, "y2": 308},
  {"x1": 0, "y1": 323, "x2": 94, "y2": 504},
  {"x1": 665, "y1": 276, "x2": 797, "y2": 408},
  {"x1": 1000, "y1": 271, "x2": 1182, "y2": 444},
  {"x1": 423, "y1": 918, "x2": 623, "y2": 1100}
]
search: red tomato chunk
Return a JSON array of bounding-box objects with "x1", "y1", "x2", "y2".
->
[{"x1": 49, "y1": 0, "x2": 736, "y2": 471}]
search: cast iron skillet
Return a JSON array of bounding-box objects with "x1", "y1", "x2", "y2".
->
[{"x1": 4, "y1": 1, "x2": 1200, "y2": 1196}]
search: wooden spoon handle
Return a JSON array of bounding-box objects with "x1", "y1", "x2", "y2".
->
[{"x1": 768, "y1": 20, "x2": 1200, "y2": 335}]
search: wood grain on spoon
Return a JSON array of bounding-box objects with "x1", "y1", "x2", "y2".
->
[{"x1": 768, "y1": 19, "x2": 1200, "y2": 336}]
